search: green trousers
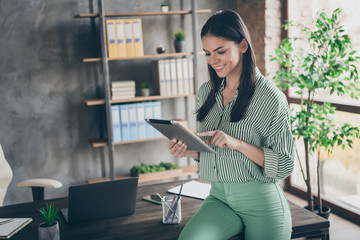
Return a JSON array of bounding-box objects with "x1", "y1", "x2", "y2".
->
[{"x1": 179, "y1": 181, "x2": 292, "y2": 240}]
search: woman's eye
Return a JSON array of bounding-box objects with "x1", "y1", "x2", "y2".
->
[
  {"x1": 205, "y1": 52, "x2": 210, "y2": 56},
  {"x1": 218, "y1": 51, "x2": 226, "y2": 55}
]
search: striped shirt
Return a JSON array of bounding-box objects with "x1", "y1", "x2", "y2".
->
[{"x1": 197, "y1": 68, "x2": 294, "y2": 183}]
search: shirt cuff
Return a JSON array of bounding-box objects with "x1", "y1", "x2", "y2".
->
[{"x1": 262, "y1": 147, "x2": 278, "y2": 178}]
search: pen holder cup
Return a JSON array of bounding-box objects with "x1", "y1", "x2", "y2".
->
[{"x1": 162, "y1": 195, "x2": 182, "y2": 224}]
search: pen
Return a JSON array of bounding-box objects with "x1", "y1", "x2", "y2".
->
[
  {"x1": 171, "y1": 183, "x2": 183, "y2": 222},
  {"x1": 164, "y1": 183, "x2": 183, "y2": 222},
  {"x1": 0, "y1": 219, "x2": 14, "y2": 226},
  {"x1": 156, "y1": 193, "x2": 179, "y2": 219}
]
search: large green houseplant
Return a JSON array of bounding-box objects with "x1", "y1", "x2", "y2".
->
[{"x1": 270, "y1": 8, "x2": 360, "y2": 214}]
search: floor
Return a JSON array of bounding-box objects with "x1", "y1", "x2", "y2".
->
[{"x1": 285, "y1": 192, "x2": 360, "y2": 240}]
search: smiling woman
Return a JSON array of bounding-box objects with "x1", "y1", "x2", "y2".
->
[{"x1": 167, "y1": 9, "x2": 295, "y2": 240}]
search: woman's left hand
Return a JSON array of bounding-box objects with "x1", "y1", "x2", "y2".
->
[{"x1": 197, "y1": 130, "x2": 241, "y2": 150}]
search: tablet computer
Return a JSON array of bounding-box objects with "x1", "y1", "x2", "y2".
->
[{"x1": 145, "y1": 118, "x2": 216, "y2": 153}]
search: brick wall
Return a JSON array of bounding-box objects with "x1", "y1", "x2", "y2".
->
[
  {"x1": 237, "y1": 0, "x2": 266, "y2": 74},
  {"x1": 237, "y1": 0, "x2": 283, "y2": 79},
  {"x1": 264, "y1": 0, "x2": 282, "y2": 80}
]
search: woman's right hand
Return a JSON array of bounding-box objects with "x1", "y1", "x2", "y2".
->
[{"x1": 168, "y1": 138, "x2": 199, "y2": 159}]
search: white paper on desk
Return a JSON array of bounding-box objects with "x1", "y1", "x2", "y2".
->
[
  {"x1": 167, "y1": 180, "x2": 211, "y2": 200},
  {"x1": 0, "y1": 218, "x2": 32, "y2": 239}
]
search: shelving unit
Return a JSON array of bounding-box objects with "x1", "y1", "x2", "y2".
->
[{"x1": 78, "y1": 0, "x2": 210, "y2": 181}]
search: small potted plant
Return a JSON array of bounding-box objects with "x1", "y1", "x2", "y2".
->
[
  {"x1": 38, "y1": 202, "x2": 60, "y2": 240},
  {"x1": 161, "y1": 3, "x2": 169, "y2": 12},
  {"x1": 174, "y1": 30, "x2": 185, "y2": 53},
  {"x1": 141, "y1": 82, "x2": 150, "y2": 96}
]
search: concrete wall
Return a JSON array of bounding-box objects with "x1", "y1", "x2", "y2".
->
[{"x1": 0, "y1": 0, "x2": 239, "y2": 205}]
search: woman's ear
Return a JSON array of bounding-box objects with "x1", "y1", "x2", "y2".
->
[{"x1": 239, "y1": 38, "x2": 248, "y2": 53}]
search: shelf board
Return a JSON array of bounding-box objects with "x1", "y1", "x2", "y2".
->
[
  {"x1": 87, "y1": 165, "x2": 199, "y2": 184},
  {"x1": 89, "y1": 126, "x2": 196, "y2": 148},
  {"x1": 82, "y1": 52, "x2": 203, "y2": 62},
  {"x1": 75, "y1": 9, "x2": 211, "y2": 18},
  {"x1": 84, "y1": 94, "x2": 194, "y2": 106},
  {"x1": 89, "y1": 136, "x2": 166, "y2": 148}
]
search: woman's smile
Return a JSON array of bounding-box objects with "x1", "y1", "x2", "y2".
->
[{"x1": 213, "y1": 64, "x2": 226, "y2": 72}]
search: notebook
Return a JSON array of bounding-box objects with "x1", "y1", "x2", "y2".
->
[
  {"x1": 61, "y1": 177, "x2": 138, "y2": 224},
  {"x1": 0, "y1": 218, "x2": 32, "y2": 239},
  {"x1": 167, "y1": 180, "x2": 211, "y2": 200}
]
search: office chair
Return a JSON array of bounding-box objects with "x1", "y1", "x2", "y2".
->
[
  {"x1": 0, "y1": 144, "x2": 13, "y2": 207},
  {"x1": 0, "y1": 144, "x2": 62, "y2": 205}
]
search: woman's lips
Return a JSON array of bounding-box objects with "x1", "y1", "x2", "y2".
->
[{"x1": 213, "y1": 65, "x2": 225, "y2": 72}]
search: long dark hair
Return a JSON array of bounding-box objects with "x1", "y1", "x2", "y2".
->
[{"x1": 197, "y1": 10, "x2": 256, "y2": 122}]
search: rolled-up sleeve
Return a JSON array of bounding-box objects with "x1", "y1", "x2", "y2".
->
[{"x1": 262, "y1": 108, "x2": 294, "y2": 180}]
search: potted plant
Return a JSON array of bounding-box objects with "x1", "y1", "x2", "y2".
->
[
  {"x1": 174, "y1": 30, "x2": 185, "y2": 53},
  {"x1": 270, "y1": 8, "x2": 360, "y2": 217},
  {"x1": 38, "y1": 201, "x2": 60, "y2": 240},
  {"x1": 141, "y1": 82, "x2": 150, "y2": 96},
  {"x1": 161, "y1": 3, "x2": 169, "y2": 12}
]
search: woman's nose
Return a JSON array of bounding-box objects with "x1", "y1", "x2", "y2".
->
[{"x1": 208, "y1": 55, "x2": 218, "y2": 65}]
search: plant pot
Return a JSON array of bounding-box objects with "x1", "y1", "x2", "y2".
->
[
  {"x1": 161, "y1": 5, "x2": 169, "y2": 12},
  {"x1": 174, "y1": 40, "x2": 185, "y2": 53},
  {"x1": 38, "y1": 221, "x2": 60, "y2": 240},
  {"x1": 304, "y1": 205, "x2": 331, "y2": 219},
  {"x1": 141, "y1": 88, "x2": 150, "y2": 96}
]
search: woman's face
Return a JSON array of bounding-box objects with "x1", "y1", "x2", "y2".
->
[{"x1": 202, "y1": 34, "x2": 246, "y2": 80}]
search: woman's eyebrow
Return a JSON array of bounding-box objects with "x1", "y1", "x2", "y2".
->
[{"x1": 203, "y1": 46, "x2": 224, "y2": 52}]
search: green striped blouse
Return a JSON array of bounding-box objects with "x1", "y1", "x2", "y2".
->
[{"x1": 197, "y1": 68, "x2": 294, "y2": 183}]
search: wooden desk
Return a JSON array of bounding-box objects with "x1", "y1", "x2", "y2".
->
[{"x1": 0, "y1": 180, "x2": 329, "y2": 240}]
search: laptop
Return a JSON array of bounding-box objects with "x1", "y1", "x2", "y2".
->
[{"x1": 61, "y1": 177, "x2": 138, "y2": 224}]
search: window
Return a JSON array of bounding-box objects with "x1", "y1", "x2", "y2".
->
[{"x1": 287, "y1": 0, "x2": 360, "y2": 221}]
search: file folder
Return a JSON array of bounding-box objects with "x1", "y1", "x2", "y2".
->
[
  {"x1": 115, "y1": 19, "x2": 126, "y2": 57},
  {"x1": 182, "y1": 58, "x2": 190, "y2": 94},
  {"x1": 152, "y1": 60, "x2": 167, "y2": 96},
  {"x1": 106, "y1": 19, "x2": 117, "y2": 58},
  {"x1": 176, "y1": 58, "x2": 184, "y2": 95},
  {"x1": 188, "y1": 58, "x2": 194, "y2": 94},
  {"x1": 132, "y1": 18, "x2": 144, "y2": 56},
  {"x1": 120, "y1": 104, "x2": 131, "y2": 141},
  {"x1": 169, "y1": 59, "x2": 178, "y2": 95},
  {"x1": 164, "y1": 59, "x2": 172, "y2": 96},
  {"x1": 128, "y1": 103, "x2": 138, "y2": 141},
  {"x1": 111, "y1": 105, "x2": 121, "y2": 142},
  {"x1": 124, "y1": 19, "x2": 135, "y2": 57}
]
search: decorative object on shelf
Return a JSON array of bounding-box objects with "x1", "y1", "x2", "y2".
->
[
  {"x1": 161, "y1": 4, "x2": 169, "y2": 12},
  {"x1": 270, "y1": 8, "x2": 360, "y2": 218},
  {"x1": 174, "y1": 30, "x2": 185, "y2": 53},
  {"x1": 38, "y1": 201, "x2": 60, "y2": 240},
  {"x1": 141, "y1": 82, "x2": 150, "y2": 96},
  {"x1": 156, "y1": 44, "x2": 166, "y2": 54}
]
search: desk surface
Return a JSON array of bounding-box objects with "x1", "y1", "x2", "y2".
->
[{"x1": 0, "y1": 180, "x2": 329, "y2": 240}]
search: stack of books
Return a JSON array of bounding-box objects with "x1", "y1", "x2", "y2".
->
[{"x1": 111, "y1": 80, "x2": 136, "y2": 100}]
